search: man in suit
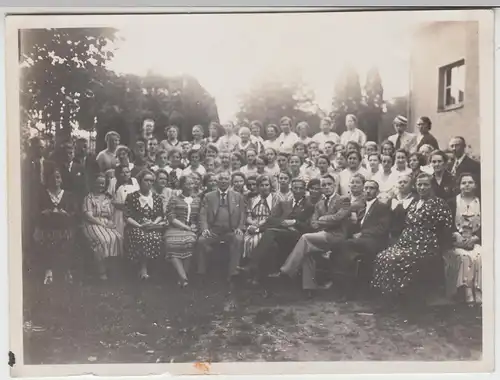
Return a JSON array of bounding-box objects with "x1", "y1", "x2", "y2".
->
[
  {"x1": 54, "y1": 141, "x2": 88, "y2": 210},
  {"x1": 332, "y1": 180, "x2": 391, "y2": 277},
  {"x1": 198, "y1": 171, "x2": 246, "y2": 281},
  {"x1": 449, "y1": 136, "x2": 481, "y2": 196},
  {"x1": 274, "y1": 174, "x2": 351, "y2": 294},
  {"x1": 237, "y1": 178, "x2": 315, "y2": 282},
  {"x1": 388, "y1": 115, "x2": 417, "y2": 153},
  {"x1": 73, "y1": 137, "x2": 98, "y2": 176}
]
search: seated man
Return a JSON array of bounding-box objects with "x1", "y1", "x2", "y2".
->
[
  {"x1": 197, "y1": 171, "x2": 246, "y2": 281},
  {"x1": 330, "y1": 180, "x2": 391, "y2": 281},
  {"x1": 273, "y1": 174, "x2": 351, "y2": 296},
  {"x1": 237, "y1": 178, "x2": 315, "y2": 284}
]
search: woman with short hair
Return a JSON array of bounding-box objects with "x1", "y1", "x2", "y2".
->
[
  {"x1": 263, "y1": 124, "x2": 281, "y2": 152},
  {"x1": 416, "y1": 116, "x2": 439, "y2": 151},
  {"x1": 124, "y1": 169, "x2": 165, "y2": 279},
  {"x1": 164, "y1": 175, "x2": 201, "y2": 287},
  {"x1": 338, "y1": 150, "x2": 370, "y2": 196},
  {"x1": 160, "y1": 125, "x2": 181, "y2": 153},
  {"x1": 430, "y1": 150, "x2": 455, "y2": 200},
  {"x1": 340, "y1": 114, "x2": 367, "y2": 146},
  {"x1": 83, "y1": 172, "x2": 124, "y2": 280}
]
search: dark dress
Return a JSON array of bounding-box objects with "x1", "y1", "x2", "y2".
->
[
  {"x1": 389, "y1": 196, "x2": 416, "y2": 241},
  {"x1": 431, "y1": 171, "x2": 456, "y2": 201},
  {"x1": 124, "y1": 191, "x2": 164, "y2": 261},
  {"x1": 33, "y1": 189, "x2": 76, "y2": 267},
  {"x1": 371, "y1": 197, "x2": 453, "y2": 295}
]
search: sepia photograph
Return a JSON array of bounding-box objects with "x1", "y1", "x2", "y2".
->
[{"x1": 5, "y1": 8, "x2": 495, "y2": 377}]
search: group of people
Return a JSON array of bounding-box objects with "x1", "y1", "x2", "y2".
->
[{"x1": 22, "y1": 113, "x2": 482, "y2": 305}]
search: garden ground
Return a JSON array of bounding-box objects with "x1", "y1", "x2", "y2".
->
[{"x1": 22, "y1": 257, "x2": 482, "y2": 364}]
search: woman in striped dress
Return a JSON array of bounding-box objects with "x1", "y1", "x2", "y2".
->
[
  {"x1": 164, "y1": 175, "x2": 201, "y2": 287},
  {"x1": 243, "y1": 175, "x2": 280, "y2": 259},
  {"x1": 82, "y1": 172, "x2": 123, "y2": 280}
]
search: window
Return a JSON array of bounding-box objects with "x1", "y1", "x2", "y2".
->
[{"x1": 438, "y1": 59, "x2": 465, "y2": 111}]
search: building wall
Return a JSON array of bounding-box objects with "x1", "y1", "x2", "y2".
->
[{"x1": 409, "y1": 21, "x2": 479, "y2": 155}]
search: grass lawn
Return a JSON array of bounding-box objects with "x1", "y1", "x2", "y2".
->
[{"x1": 22, "y1": 255, "x2": 482, "y2": 364}]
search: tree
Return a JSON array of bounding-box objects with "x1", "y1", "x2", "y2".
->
[
  {"x1": 362, "y1": 66, "x2": 384, "y2": 142},
  {"x1": 330, "y1": 65, "x2": 363, "y2": 134},
  {"x1": 236, "y1": 78, "x2": 323, "y2": 135},
  {"x1": 19, "y1": 28, "x2": 119, "y2": 143}
]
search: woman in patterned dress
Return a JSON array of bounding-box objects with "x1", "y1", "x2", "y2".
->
[
  {"x1": 111, "y1": 165, "x2": 139, "y2": 236},
  {"x1": 164, "y1": 175, "x2": 201, "y2": 287},
  {"x1": 243, "y1": 175, "x2": 280, "y2": 259},
  {"x1": 35, "y1": 166, "x2": 77, "y2": 285},
  {"x1": 443, "y1": 173, "x2": 482, "y2": 304},
  {"x1": 371, "y1": 173, "x2": 453, "y2": 297},
  {"x1": 82, "y1": 173, "x2": 124, "y2": 280},
  {"x1": 124, "y1": 169, "x2": 165, "y2": 280}
]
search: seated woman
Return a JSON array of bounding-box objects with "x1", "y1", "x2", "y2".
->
[
  {"x1": 200, "y1": 172, "x2": 218, "y2": 201},
  {"x1": 243, "y1": 174, "x2": 280, "y2": 259},
  {"x1": 240, "y1": 148, "x2": 258, "y2": 177},
  {"x1": 388, "y1": 174, "x2": 416, "y2": 243},
  {"x1": 124, "y1": 169, "x2": 165, "y2": 280},
  {"x1": 244, "y1": 174, "x2": 259, "y2": 204},
  {"x1": 231, "y1": 172, "x2": 246, "y2": 194},
  {"x1": 443, "y1": 173, "x2": 482, "y2": 304},
  {"x1": 34, "y1": 165, "x2": 77, "y2": 285},
  {"x1": 82, "y1": 172, "x2": 124, "y2": 280},
  {"x1": 164, "y1": 175, "x2": 201, "y2": 288},
  {"x1": 371, "y1": 173, "x2": 453, "y2": 299},
  {"x1": 153, "y1": 169, "x2": 179, "y2": 214},
  {"x1": 164, "y1": 148, "x2": 184, "y2": 189},
  {"x1": 338, "y1": 150, "x2": 370, "y2": 196},
  {"x1": 430, "y1": 150, "x2": 455, "y2": 201},
  {"x1": 276, "y1": 171, "x2": 294, "y2": 202},
  {"x1": 182, "y1": 147, "x2": 206, "y2": 177},
  {"x1": 112, "y1": 165, "x2": 139, "y2": 237}
]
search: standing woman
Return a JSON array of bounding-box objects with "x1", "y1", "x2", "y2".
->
[
  {"x1": 264, "y1": 148, "x2": 280, "y2": 178},
  {"x1": 240, "y1": 148, "x2": 258, "y2": 177},
  {"x1": 381, "y1": 140, "x2": 396, "y2": 159},
  {"x1": 164, "y1": 148, "x2": 184, "y2": 190},
  {"x1": 243, "y1": 175, "x2": 280, "y2": 259},
  {"x1": 164, "y1": 175, "x2": 201, "y2": 287},
  {"x1": 416, "y1": 116, "x2": 439, "y2": 151},
  {"x1": 182, "y1": 148, "x2": 206, "y2": 177},
  {"x1": 338, "y1": 150, "x2": 370, "y2": 196},
  {"x1": 96, "y1": 131, "x2": 120, "y2": 172},
  {"x1": 112, "y1": 165, "x2": 139, "y2": 237},
  {"x1": 277, "y1": 116, "x2": 299, "y2": 154},
  {"x1": 340, "y1": 114, "x2": 367, "y2": 146},
  {"x1": 276, "y1": 171, "x2": 294, "y2": 202},
  {"x1": 124, "y1": 169, "x2": 165, "y2": 280},
  {"x1": 218, "y1": 122, "x2": 241, "y2": 153},
  {"x1": 371, "y1": 173, "x2": 453, "y2": 297},
  {"x1": 234, "y1": 127, "x2": 258, "y2": 157},
  {"x1": 35, "y1": 166, "x2": 76, "y2": 285},
  {"x1": 263, "y1": 124, "x2": 282, "y2": 153},
  {"x1": 388, "y1": 174, "x2": 416, "y2": 242},
  {"x1": 230, "y1": 152, "x2": 245, "y2": 173},
  {"x1": 108, "y1": 146, "x2": 134, "y2": 194},
  {"x1": 296, "y1": 121, "x2": 312, "y2": 145},
  {"x1": 443, "y1": 173, "x2": 482, "y2": 304},
  {"x1": 82, "y1": 172, "x2": 124, "y2": 280},
  {"x1": 249, "y1": 120, "x2": 265, "y2": 154},
  {"x1": 160, "y1": 125, "x2": 181, "y2": 153},
  {"x1": 191, "y1": 125, "x2": 206, "y2": 150},
  {"x1": 430, "y1": 150, "x2": 455, "y2": 201},
  {"x1": 206, "y1": 122, "x2": 222, "y2": 145},
  {"x1": 408, "y1": 152, "x2": 426, "y2": 192}
]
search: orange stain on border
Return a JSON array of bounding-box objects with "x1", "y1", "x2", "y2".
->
[{"x1": 194, "y1": 361, "x2": 211, "y2": 374}]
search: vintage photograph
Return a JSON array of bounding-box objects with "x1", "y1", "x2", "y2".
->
[{"x1": 6, "y1": 8, "x2": 495, "y2": 377}]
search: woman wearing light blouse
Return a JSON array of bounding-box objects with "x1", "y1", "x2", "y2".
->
[
  {"x1": 340, "y1": 114, "x2": 367, "y2": 146},
  {"x1": 276, "y1": 116, "x2": 299, "y2": 154}
]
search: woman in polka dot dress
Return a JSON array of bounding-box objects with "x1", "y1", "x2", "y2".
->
[
  {"x1": 371, "y1": 172, "x2": 453, "y2": 296},
  {"x1": 124, "y1": 169, "x2": 165, "y2": 279}
]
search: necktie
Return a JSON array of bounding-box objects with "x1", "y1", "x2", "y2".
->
[
  {"x1": 324, "y1": 196, "x2": 330, "y2": 209},
  {"x1": 395, "y1": 135, "x2": 402, "y2": 150},
  {"x1": 220, "y1": 193, "x2": 226, "y2": 205},
  {"x1": 34, "y1": 160, "x2": 42, "y2": 183},
  {"x1": 451, "y1": 159, "x2": 459, "y2": 176}
]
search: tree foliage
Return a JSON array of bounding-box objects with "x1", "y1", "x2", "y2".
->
[
  {"x1": 19, "y1": 28, "x2": 119, "y2": 143},
  {"x1": 236, "y1": 78, "x2": 323, "y2": 135},
  {"x1": 19, "y1": 28, "x2": 219, "y2": 152},
  {"x1": 330, "y1": 65, "x2": 363, "y2": 134},
  {"x1": 361, "y1": 66, "x2": 385, "y2": 142}
]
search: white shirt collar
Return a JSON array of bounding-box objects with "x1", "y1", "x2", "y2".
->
[
  {"x1": 365, "y1": 198, "x2": 377, "y2": 209},
  {"x1": 138, "y1": 192, "x2": 154, "y2": 209}
]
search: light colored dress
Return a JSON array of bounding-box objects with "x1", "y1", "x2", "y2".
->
[
  {"x1": 338, "y1": 167, "x2": 371, "y2": 196},
  {"x1": 312, "y1": 132, "x2": 340, "y2": 151},
  {"x1": 182, "y1": 165, "x2": 207, "y2": 177},
  {"x1": 82, "y1": 193, "x2": 123, "y2": 259},
  {"x1": 340, "y1": 128, "x2": 367, "y2": 146},
  {"x1": 443, "y1": 195, "x2": 481, "y2": 301},
  {"x1": 277, "y1": 132, "x2": 299, "y2": 154},
  {"x1": 113, "y1": 179, "x2": 139, "y2": 236}
]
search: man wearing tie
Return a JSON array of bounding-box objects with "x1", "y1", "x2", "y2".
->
[
  {"x1": 388, "y1": 115, "x2": 417, "y2": 153},
  {"x1": 275, "y1": 174, "x2": 351, "y2": 295},
  {"x1": 198, "y1": 171, "x2": 246, "y2": 281},
  {"x1": 335, "y1": 180, "x2": 391, "y2": 279},
  {"x1": 237, "y1": 178, "x2": 315, "y2": 283},
  {"x1": 449, "y1": 136, "x2": 481, "y2": 196}
]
